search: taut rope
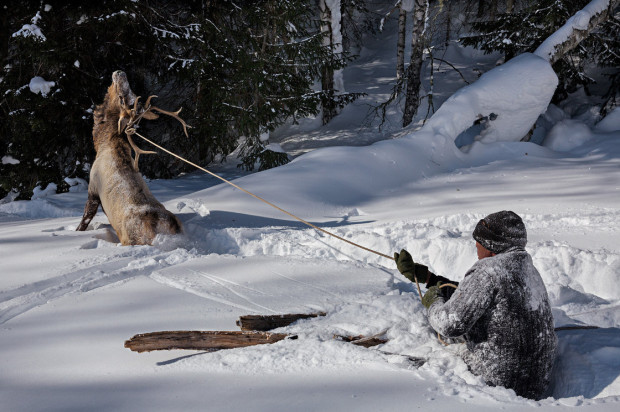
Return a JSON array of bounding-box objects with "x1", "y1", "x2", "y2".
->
[{"x1": 127, "y1": 128, "x2": 396, "y2": 263}]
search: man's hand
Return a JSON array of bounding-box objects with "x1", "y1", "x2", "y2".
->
[
  {"x1": 422, "y1": 284, "x2": 442, "y2": 309},
  {"x1": 394, "y1": 249, "x2": 429, "y2": 283}
]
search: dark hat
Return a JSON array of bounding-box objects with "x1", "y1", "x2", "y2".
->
[{"x1": 472, "y1": 211, "x2": 527, "y2": 254}]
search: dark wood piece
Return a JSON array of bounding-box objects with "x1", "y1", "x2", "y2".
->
[
  {"x1": 335, "y1": 334, "x2": 389, "y2": 348},
  {"x1": 124, "y1": 330, "x2": 294, "y2": 353},
  {"x1": 554, "y1": 325, "x2": 600, "y2": 332},
  {"x1": 236, "y1": 312, "x2": 326, "y2": 331}
]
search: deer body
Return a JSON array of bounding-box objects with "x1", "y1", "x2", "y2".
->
[{"x1": 76, "y1": 71, "x2": 182, "y2": 245}]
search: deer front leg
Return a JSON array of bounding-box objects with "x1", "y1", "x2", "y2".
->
[{"x1": 76, "y1": 194, "x2": 101, "y2": 231}]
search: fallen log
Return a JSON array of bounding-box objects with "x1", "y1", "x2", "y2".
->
[
  {"x1": 124, "y1": 330, "x2": 294, "y2": 353},
  {"x1": 336, "y1": 335, "x2": 389, "y2": 348},
  {"x1": 334, "y1": 328, "x2": 389, "y2": 348},
  {"x1": 125, "y1": 329, "x2": 389, "y2": 353},
  {"x1": 236, "y1": 312, "x2": 327, "y2": 331}
]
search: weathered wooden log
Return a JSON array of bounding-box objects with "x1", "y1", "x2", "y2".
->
[
  {"x1": 124, "y1": 330, "x2": 294, "y2": 353},
  {"x1": 236, "y1": 312, "x2": 327, "y2": 331},
  {"x1": 335, "y1": 334, "x2": 389, "y2": 348}
]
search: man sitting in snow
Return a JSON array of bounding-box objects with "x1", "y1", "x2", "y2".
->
[{"x1": 395, "y1": 211, "x2": 557, "y2": 400}]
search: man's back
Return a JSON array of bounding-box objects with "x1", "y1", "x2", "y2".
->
[{"x1": 428, "y1": 247, "x2": 557, "y2": 399}]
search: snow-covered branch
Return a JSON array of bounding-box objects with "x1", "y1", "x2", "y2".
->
[{"x1": 534, "y1": 0, "x2": 619, "y2": 64}]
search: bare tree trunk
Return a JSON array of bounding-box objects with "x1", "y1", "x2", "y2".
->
[
  {"x1": 535, "y1": 0, "x2": 620, "y2": 65},
  {"x1": 489, "y1": 0, "x2": 498, "y2": 21},
  {"x1": 319, "y1": 0, "x2": 343, "y2": 125},
  {"x1": 477, "y1": 0, "x2": 485, "y2": 18},
  {"x1": 445, "y1": 0, "x2": 453, "y2": 45},
  {"x1": 402, "y1": 0, "x2": 429, "y2": 127},
  {"x1": 396, "y1": 6, "x2": 407, "y2": 84},
  {"x1": 506, "y1": 0, "x2": 514, "y2": 14}
]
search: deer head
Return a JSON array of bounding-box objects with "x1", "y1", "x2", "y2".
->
[
  {"x1": 103, "y1": 71, "x2": 190, "y2": 171},
  {"x1": 111, "y1": 71, "x2": 159, "y2": 136}
]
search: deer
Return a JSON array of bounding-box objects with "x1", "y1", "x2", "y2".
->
[{"x1": 76, "y1": 70, "x2": 189, "y2": 245}]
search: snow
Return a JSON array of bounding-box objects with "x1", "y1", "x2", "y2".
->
[
  {"x1": 28, "y1": 76, "x2": 55, "y2": 97},
  {"x1": 2, "y1": 8, "x2": 620, "y2": 412},
  {"x1": 2, "y1": 155, "x2": 20, "y2": 165},
  {"x1": 534, "y1": 0, "x2": 612, "y2": 62},
  {"x1": 401, "y1": 0, "x2": 415, "y2": 13},
  {"x1": 421, "y1": 53, "x2": 558, "y2": 146},
  {"x1": 31, "y1": 182, "x2": 58, "y2": 199},
  {"x1": 12, "y1": 11, "x2": 46, "y2": 42},
  {"x1": 64, "y1": 176, "x2": 88, "y2": 193},
  {"x1": 543, "y1": 119, "x2": 593, "y2": 151},
  {"x1": 596, "y1": 107, "x2": 620, "y2": 132}
]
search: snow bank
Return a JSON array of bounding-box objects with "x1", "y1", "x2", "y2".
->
[
  {"x1": 421, "y1": 53, "x2": 558, "y2": 146},
  {"x1": 544, "y1": 119, "x2": 593, "y2": 151},
  {"x1": 596, "y1": 107, "x2": 620, "y2": 132},
  {"x1": 0, "y1": 198, "x2": 80, "y2": 218}
]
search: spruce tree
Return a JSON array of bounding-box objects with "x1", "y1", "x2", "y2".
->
[
  {"x1": 1, "y1": 1, "x2": 361, "y2": 199},
  {"x1": 168, "y1": 0, "x2": 360, "y2": 171},
  {"x1": 0, "y1": 1, "x2": 165, "y2": 199},
  {"x1": 461, "y1": 0, "x2": 620, "y2": 110}
]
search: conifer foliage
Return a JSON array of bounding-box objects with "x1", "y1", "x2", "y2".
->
[
  {"x1": 461, "y1": 0, "x2": 620, "y2": 105},
  {"x1": 0, "y1": 1, "x2": 359, "y2": 199},
  {"x1": 0, "y1": 1, "x2": 166, "y2": 200},
  {"x1": 168, "y1": 0, "x2": 359, "y2": 172}
]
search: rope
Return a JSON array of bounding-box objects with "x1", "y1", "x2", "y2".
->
[{"x1": 129, "y1": 129, "x2": 395, "y2": 261}]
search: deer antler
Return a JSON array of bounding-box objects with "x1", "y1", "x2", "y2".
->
[
  {"x1": 122, "y1": 95, "x2": 191, "y2": 171},
  {"x1": 149, "y1": 105, "x2": 191, "y2": 137},
  {"x1": 125, "y1": 129, "x2": 157, "y2": 171}
]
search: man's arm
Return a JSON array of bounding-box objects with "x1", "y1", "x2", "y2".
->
[
  {"x1": 427, "y1": 266, "x2": 495, "y2": 338},
  {"x1": 395, "y1": 249, "x2": 458, "y2": 286},
  {"x1": 426, "y1": 272, "x2": 459, "y2": 300},
  {"x1": 425, "y1": 272, "x2": 458, "y2": 287}
]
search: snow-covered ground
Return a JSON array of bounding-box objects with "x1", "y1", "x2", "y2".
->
[{"x1": 2, "y1": 12, "x2": 620, "y2": 412}]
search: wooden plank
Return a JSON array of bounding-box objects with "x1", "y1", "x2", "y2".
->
[
  {"x1": 236, "y1": 312, "x2": 327, "y2": 331},
  {"x1": 334, "y1": 334, "x2": 389, "y2": 348},
  {"x1": 124, "y1": 330, "x2": 294, "y2": 353}
]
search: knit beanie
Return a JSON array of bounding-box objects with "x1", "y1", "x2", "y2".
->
[{"x1": 472, "y1": 211, "x2": 527, "y2": 254}]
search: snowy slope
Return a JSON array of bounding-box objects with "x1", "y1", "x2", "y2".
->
[{"x1": 2, "y1": 12, "x2": 620, "y2": 412}]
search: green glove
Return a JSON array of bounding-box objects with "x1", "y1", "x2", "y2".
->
[
  {"x1": 394, "y1": 249, "x2": 429, "y2": 283},
  {"x1": 422, "y1": 284, "x2": 442, "y2": 309}
]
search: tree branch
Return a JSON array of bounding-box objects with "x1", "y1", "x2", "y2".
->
[{"x1": 534, "y1": 0, "x2": 620, "y2": 65}]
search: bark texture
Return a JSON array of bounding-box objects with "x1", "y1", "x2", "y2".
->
[
  {"x1": 402, "y1": 0, "x2": 429, "y2": 127},
  {"x1": 125, "y1": 331, "x2": 292, "y2": 353}
]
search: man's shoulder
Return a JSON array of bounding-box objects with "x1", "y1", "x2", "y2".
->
[{"x1": 466, "y1": 248, "x2": 530, "y2": 278}]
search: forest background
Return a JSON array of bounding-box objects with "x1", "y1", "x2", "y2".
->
[{"x1": 1, "y1": 0, "x2": 618, "y2": 200}]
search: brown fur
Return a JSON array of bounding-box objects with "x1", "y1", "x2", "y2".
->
[{"x1": 76, "y1": 71, "x2": 182, "y2": 245}]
